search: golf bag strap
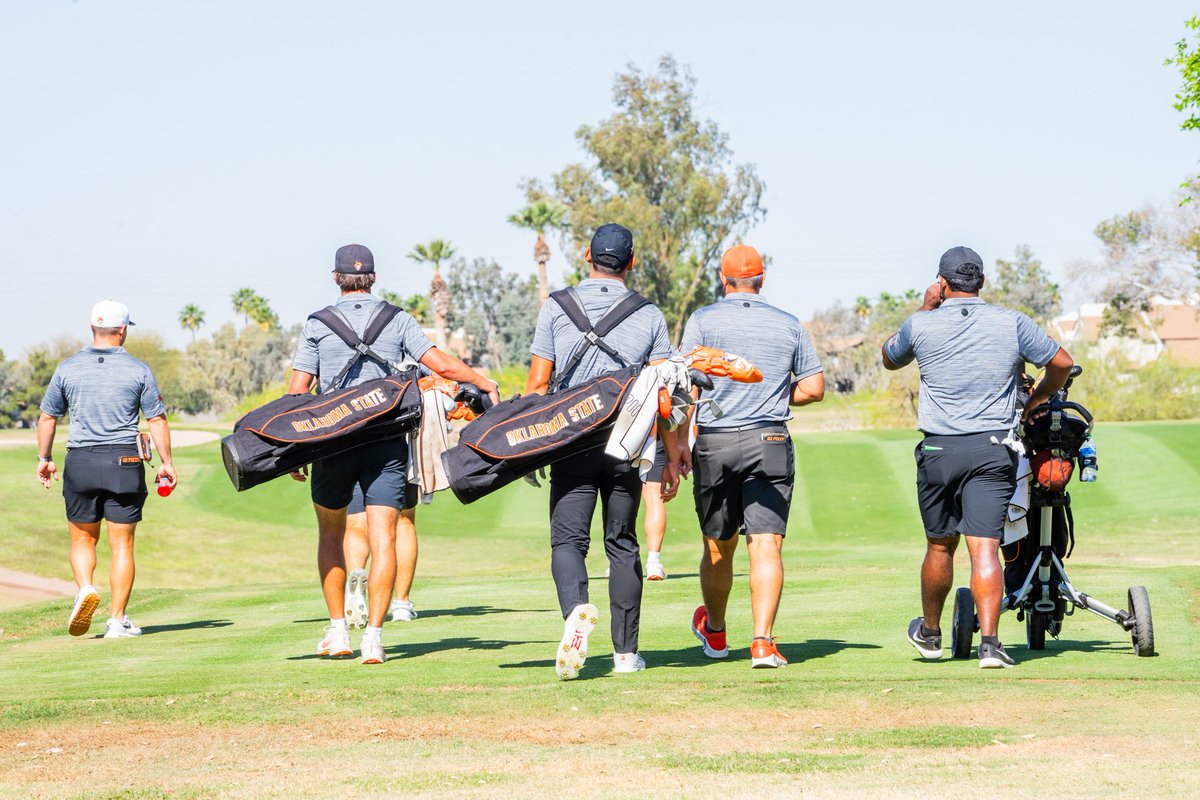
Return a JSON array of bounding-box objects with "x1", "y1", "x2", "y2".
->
[
  {"x1": 548, "y1": 287, "x2": 650, "y2": 391},
  {"x1": 309, "y1": 303, "x2": 403, "y2": 391},
  {"x1": 1065, "y1": 502, "x2": 1075, "y2": 558}
]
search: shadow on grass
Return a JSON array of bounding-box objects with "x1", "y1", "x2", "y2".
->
[
  {"x1": 290, "y1": 605, "x2": 546, "y2": 625},
  {"x1": 1019, "y1": 638, "x2": 1147, "y2": 660},
  {"x1": 784, "y1": 638, "x2": 881, "y2": 662},
  {"x1": 286, "y1": 636, "x2": 550, "y2": 661},
  {"x1": 93, "y1": 619, "x2": 234, "y2": 638}
]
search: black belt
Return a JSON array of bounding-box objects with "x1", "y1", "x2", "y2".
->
[
  {"x1": 697, "y1": 421, "x2": 786, "y2": 435},
  {"x1": 68, "y1": 443, "x2": 139, "y2": 452}
]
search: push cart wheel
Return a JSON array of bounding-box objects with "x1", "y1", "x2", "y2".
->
[
  {"x1": 1025, "y1": 611, "x2": 1047, "y2": 650},
  {"x1": 1128, "y1": 586, "x2": 1155, "y2": 657},
  {"x1": 950, "y1": 587, "x2": 975, "y2": 659}
]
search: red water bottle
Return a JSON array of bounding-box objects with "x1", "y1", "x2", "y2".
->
[{"x1": 157, "y1": 476, "x2": 174, "y2": 497}]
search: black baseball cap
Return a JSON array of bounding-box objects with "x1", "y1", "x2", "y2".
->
[
  {"x1": 334, "y1": 244, "x2": 375, "y2": 274},
  {"x1": 938, "y1": 246, "x2": 983, "y2": 281},
  {"x1": 589, "y1": 223, "x2": 634, "y2": 271}
]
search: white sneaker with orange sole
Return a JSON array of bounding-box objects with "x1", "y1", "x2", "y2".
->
[
  {"x1": 316, "y1": 626, "x2": 353, "y2": 657},
  {"x1": 68, "y1": 585, "x2": 101, "y2": 637}
]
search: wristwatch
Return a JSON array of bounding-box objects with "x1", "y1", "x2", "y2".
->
[{"x1": 38, "y1": 455, "x2": 52, "y2": 463}]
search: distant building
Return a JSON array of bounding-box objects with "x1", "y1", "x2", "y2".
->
[{"x1": 1051, "y1": 298, "x2": 1200, "y2": 366}]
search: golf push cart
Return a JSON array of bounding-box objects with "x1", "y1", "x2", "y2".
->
[{"x1": 950, "y1": 365, "x2": 1156, "y2": 658}]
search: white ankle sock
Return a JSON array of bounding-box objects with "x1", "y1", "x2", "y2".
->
[
  {"x1": 364, "y1": 625, "x2": 382, "y2": 640},
  {"x1": 329, "y1": 618, "x2": 347, "y2": 631},
  {"x1": 646, "y1": 551, "x2": 661, "y2": 563}
]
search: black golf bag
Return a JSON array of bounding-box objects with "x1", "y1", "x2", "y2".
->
[
  {"x1": 221, "y1": 370, "x2": 422, "y2": 491},
  {"x1": 221, "y1": 300, "x2": 423, "y2": 492},
  {"x1": 441, "y1": 366, "x2": 641, "y2": 504}
]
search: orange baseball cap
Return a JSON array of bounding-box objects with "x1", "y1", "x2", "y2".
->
[{"x1": 721, "y1": 244, "x2": 763, "y2": 278}]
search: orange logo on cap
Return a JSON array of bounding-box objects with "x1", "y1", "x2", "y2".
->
[
  {"x1": 354, "y1": 261, "x2": 363, "y2": 271},
  {"x1": 97, "y1": 316, "x2": 104, "y2": 323}
]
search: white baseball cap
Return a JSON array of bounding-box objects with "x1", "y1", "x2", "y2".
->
[{"x1": 89, "y1": 300, "x2": 135, "y2": 328}]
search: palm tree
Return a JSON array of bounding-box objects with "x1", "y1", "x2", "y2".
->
[
  {"x1": 854, "y1": 296, "x2": 871, "y2": 319},
  {"x1": 508, "y1": 201, "x2": 567, "y2": 304},
  {"x1": 878, "y1": 292, "x2": 899, "y2": 312},
  {"x1": 903, "y1": 288, "x2": 920, "y2": 304},
  {"x1": 247, "y1": 295, "x2": 279, "y2": 331},
  {"x1": 231, "y1": 288, "x2": 257, "y2": 327},
  {"x1": 178, "y1": 304, "x2": 205, "y2": 342},
  {"x1": 407, "y1": 239, "x2": 456, "y2": 345}
]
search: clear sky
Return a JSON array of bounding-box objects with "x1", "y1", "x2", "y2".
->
[{"x1": 2, "y1": 1, "x2": 1196, "y2": 355}]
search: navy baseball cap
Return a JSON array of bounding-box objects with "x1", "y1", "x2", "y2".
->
[
  {"x1": 589, "y1": 223, "x2": 634, "y2": 271},
  {"x1": 334, "y1": 244, "x2": 375, "y2": 274},
  {"x1": 938, "y1": 246, "x2": 983, "y2": 281}
]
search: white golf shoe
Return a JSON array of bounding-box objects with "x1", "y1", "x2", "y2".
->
[
  {"x1": 390, "y1": 599, "x2": 417, "y2": 622},
  {"x1": 555, "y1": 603, "x2": 599, "y2": 680},
  {"x1": 360, "y1": 636, "x2": 386, "y2": 665},
  {"x1": 317, "y1": 626, "x2": 353, "y2": 657},
  {"x1": 344, "y1": 569, "x2": 368, "y2": 630},
  {"x1": 103, "y1": 617, "x2": 142, "y2": 639},
  {"x1": 612, "y1": 652, "x2": 646, "y2": 673}
]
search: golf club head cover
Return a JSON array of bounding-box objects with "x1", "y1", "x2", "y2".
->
[{"x1": 684, "y1": 346, "x2": 763, "y2": 383}]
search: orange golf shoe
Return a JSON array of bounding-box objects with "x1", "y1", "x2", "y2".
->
[{"x1": 750, "y1": 636, "x2": 788, "y2": 668}]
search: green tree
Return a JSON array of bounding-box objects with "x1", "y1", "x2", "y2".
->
[
  {"x1": 178, "y1": 304, "x2": 205, "y2": 342},
  {"x1": 853, "y1": 296, "x2": 872, "y2": 319},
  {"x1": 408, "y1": 239, "x2": 457, "y2": 341},
  {"x1": 508, "y1": 200, "x2": 567, "y2": 303},
  {"x1": 532, "y1": 55, "x2": 766, "y2": 339},
  {"x1": 447, "y1": 258, "x2": 539, "y2": 371},
  {"x1": 379, "y1": 289, "x2": 431, "y2": 326},
  {"x1": 231, "y1": 288, "x2": 258, "y2": 327},
  {"x1": 983, "y1": 245, "x2": 1061, "y2": 325},
  {"x1": 246, "y1": 295, "x2": 279, "y2": 331},
  {"x1": 1168, "y1": 16, "x2": 1200, "y2": 193}
]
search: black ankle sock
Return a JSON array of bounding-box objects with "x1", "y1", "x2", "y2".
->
[
  {"x1": 920, "y1": 625, "x2": 941, "y2": 638},
  {"x1": 705, "y1": 621, "x2": 725, "y2": 634},
  {"x1": 981, "y1": 635, "x2": 1000, "y2": 647}
]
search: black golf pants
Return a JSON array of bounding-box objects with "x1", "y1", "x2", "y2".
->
[{"x1": 548, "y1": 449, "x2": 643, "y2": 654}]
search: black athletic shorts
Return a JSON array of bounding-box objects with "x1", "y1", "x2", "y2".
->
[
  {"x1": 311, "y1": 437, "x2": 413, "y2": 511},
  {"x1": 63, "y1": 445, "x2": 148, "y2": 525},
  {"x1": 345, "y1": 481, "x2": 417, "y2": 515},
  {"x1": 914, "y1": 430, "x2": 1017, "y2": 540},
  {"x1": 692, "y1": 424, "x2": 794, "y2": 540}
]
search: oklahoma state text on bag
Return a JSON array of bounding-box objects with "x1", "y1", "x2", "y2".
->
[
  {"x1": 221, "y1": 370, "x2": 421, "y2": 491},
  {"x1": 442, "y1": 366, "x2": 640, "y2": 504}
]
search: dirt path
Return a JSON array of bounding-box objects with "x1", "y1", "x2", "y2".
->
[
  {"x1": 0, "y1": 430, "x2": 218, "y2": 449},
  {"x1": 0, "y1": 567, "x2": 75, "y2": 611}
]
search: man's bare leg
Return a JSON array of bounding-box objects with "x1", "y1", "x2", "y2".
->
[
  {"x1": 965, "y1": 535, "x2": 1003, "y2": 638},
  {"x1": 344, "y1": 512, "x2": 370, "y2": 573},
  {"x1": 746, "y1": 532, "x2": 783, "y2": 640},
  {"x1": 395, "y1": 507, "x2": 417, "y2": 603},
  {"x1": 698, "y1": 536, "x2": 738, "y2": 631},
  {"x1": 364, "y1": 504, "x2": 400, "y2": 628},
  {"x1": 68, "y1": 521, "x2": 101, "y2": 588},
  {"x1": 641, "y1": 482, "x2": 666, "y2": 578},
  {"x1": 106, "y1": 522, "x2": 137, "y2": 619},
  {"x1": 314, "y1": 503, "x2": 348, "y2": 620},
  {"x1": 921, "y1": 535, "x2": 959, "y2": 631}
]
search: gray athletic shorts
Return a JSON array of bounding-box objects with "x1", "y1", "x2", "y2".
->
[
  {"x1": 915, "y1": 430, "x2": 1017, "y2": 540},
  {"x1": 643, "y1": 441, "x2": 668, "y2": 484},
  {"x1": 311, "y1": 438, "x2": 414, "y2": 511},
  {"x1": 692, "y1": 424, "x2": 794, "y2": 539},
  {"x1": 346, "y1": 482, "x2": 417, "y2": 515}
]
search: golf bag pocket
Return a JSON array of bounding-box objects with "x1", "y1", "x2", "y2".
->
[
  {"x1": 221, "y1": 370, "x2": 421, "y2": 492},
  {"x1": 443, "y1": 366, "x2": 640, "y2": 503}
]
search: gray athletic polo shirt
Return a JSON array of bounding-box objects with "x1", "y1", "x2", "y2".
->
[
  {"x1": 531, "y1": 278, "x2": 673, "y2": 389},
  {"x1": 293, "y1": 292, "x2": 434, "y2": 393},
  {"x1": 40, "y1": 347, "x2": 167, "y2": 448},
  {"x1": 883, "y1": 297, "x2": 1061, "y2": 435},
  {"x1": 680, "y1": 292, "x2": 823, "y2": 428}
]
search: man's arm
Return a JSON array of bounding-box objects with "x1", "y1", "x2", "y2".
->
[
  {"x1": 419, "y1": 348, "x2": 501, "y2": 407},
  {"x1": 1022, "y1": 347, "x2": 1075, "y2": 421},
  {"x1": 525, "y1": 355, "x2": 554, "y2": 396},
  {"x1": 146, "y1": 414, "x2": 176, "y2": 488},
  {"x1": 35, "y1": 413, "x2": 59, "y2": 488},
  {"x1": 790, "y1": 372, "x2": 825, "y2": 406},
  {"x1": 288, "y1": 370, "x2": 316, "y2": 395}
]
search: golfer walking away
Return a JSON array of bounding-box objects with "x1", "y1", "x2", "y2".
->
[
  {"x1": 35, "y1": 300, "x2": 177, "y2": 639},
  {"x1": 882, "y1": 246, "x2": 1074, "y2": 669},
  {"x1": 525, "y1": 222, "x2": 682, "y2": 679},
  {"x1": 684, "y1": 245, "x2": 824, "y2": 669},
  {"x1": 290, "y1": 244, "x2": 498, "y2": 666}
]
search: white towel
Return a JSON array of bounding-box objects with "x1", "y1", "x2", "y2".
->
[
  {"x1": 1002, "y1": 455, "x2": 1033, "y2": 545},
  {"x1": 411, "y1": 389, "x2": 455, "y2": 496}
]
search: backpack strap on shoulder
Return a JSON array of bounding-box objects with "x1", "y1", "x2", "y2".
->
[
  {"x1": 547, "y1": 288, "x2": 652, "y2": 391},
  {"x1": 308, "y1": 302, "x2": 402, "y2": 391}
]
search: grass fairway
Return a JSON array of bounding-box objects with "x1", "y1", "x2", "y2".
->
[{"x1": 1, "y1": 423, "x2": 1198, "y2": 799}]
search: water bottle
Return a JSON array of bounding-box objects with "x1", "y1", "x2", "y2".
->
[
  {"x1": 1079, "y1": 436, "x2": 1098, "y2": 482},
  {"x1": 157, "y1": 476, "x2": 174, "y2": 497}
]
